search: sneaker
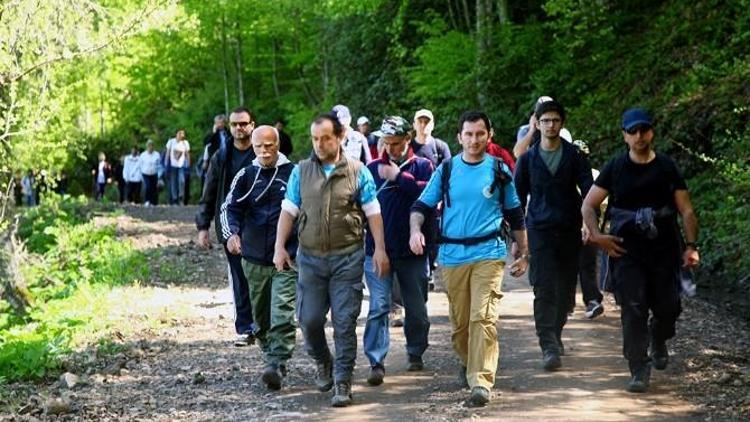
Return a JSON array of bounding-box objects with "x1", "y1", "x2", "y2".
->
[
  {"x1": 584, "y1": 300, "x2": 604, "y2": 319},
  {"x1": 407, "y1": 355, "x2": 424, "y2": 371},
  {"x1": 233, "y1": 332, "x2": 255, "y2": 347},
  {"x1": 458, "y1": 365, "x2": 469, "y2": 389},
  {"x1": 650, "y1": 340, "x2": 669, "y2": 370},
  {"x1": 543, "y1": 351, "x2": 562, "y2": 371},
  {"x1": 367, "y1": 365, "x2": 385, "y2": 386},
  {"x1": 261, "y1": 363, "x2": 285, "y2": 391},
  {"x1": 315, "y1": 356, "x2": 334, "y2": 392},
  {"x1": 390, "y1": 308, "x2": 404, "y2": 327},
  {"x1": 469, "y1": 386, "x2": 490, "y2": 406},
  {"x1": 331, "y1": 381, "x2": 353, "y2": 407},
  {"x1": 627, "y1": 364, "x2": 651, "y2": 393}
]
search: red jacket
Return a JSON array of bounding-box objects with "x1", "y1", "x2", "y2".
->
[{"x1": 487, "y1": 141, "x2": 516, "y2": 173}]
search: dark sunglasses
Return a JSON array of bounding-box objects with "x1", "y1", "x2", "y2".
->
[
  {"x1": 625, "y1": 124, "x2": 652, "y2": 135},
  {"x1": 230, "y1": 121, "x2": 253, "y2": 128}
]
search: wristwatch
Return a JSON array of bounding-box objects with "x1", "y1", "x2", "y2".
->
[
  {"x1": 520, "y1": 253, "x2": 531, "y2": 260},
  {"x1": 685, "y1": 242, "x2": 699, "y2": 251}
]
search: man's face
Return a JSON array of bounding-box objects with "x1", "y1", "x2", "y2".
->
[
  {"x1": 176, "y1": 130, "x2": 185, "y2": 140},
  {"x1": 623, "y1": 124, "x2": 654, "y2": 153},
  {"x1": 535, "y1": 111, "x2": 563, "y2": 139},
  {"x1": 214, "y1": 118, "x2": 226, "y2": 131},
  {"x1": 252, "y1": 130, "x2": 280, "y2": 167},
  {"x1": 357, "y1": 123, "x2": 370, "y2": 135},
  {"x1": 311, "y1": 120, "x2": 341, "y2": 162},
  {"x1": 414, "y1": 117, "x2": 431, "y2": 135},
  {"x1": 458, "y1": 119, "x2": 489, "y2": 157},
  {"x1": 383, "y1": 134, "x2": 410, "y2": 160},
  {"x1": 147, "y1": 143, "x2": 154, "y2": 152},
  {"x1": 131, "y1": 148, "x2": 138, "y2": 156},
  {"x1": 229, "y1": 111, "x2": 255, "y2": 141}
]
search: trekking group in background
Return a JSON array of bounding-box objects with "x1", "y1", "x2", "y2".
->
[{"x1": 78, "y1": 97, "x2": 700, "y2": 408}]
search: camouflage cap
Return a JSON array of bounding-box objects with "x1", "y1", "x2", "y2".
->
[{"x1": 372, "y1": 115, "x2": 411, "y2": 137}]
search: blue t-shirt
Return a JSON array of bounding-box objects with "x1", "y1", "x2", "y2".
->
[
  {"x1": 285, "y1": 163, "x2": 378, "y2": 210},
  {"x1": 418, "y1": 155, "x2": 521, "y2": 267}
]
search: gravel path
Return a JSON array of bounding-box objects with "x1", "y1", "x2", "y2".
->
[{"x1": 3, "y1": 205, "x2": 748, "y2": 421}]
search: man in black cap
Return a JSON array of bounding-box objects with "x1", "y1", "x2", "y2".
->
[{"x1": 582, "y1": 107, "x2": 700, "y2": 392}]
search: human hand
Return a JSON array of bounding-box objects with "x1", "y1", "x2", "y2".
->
[
  {"x1": 226, "y1": 234, "x2": 242, "y2": 255},
  {"x1": 409, "y1": 231, "x2": 426, "y2": 255},
  {"x1": 197, "y1": 230, "x2": 212, "y2": 249},
  {"x1": 682, "y1": 248, "x2": 700, "y2": 268},
  {"x1": 372, "y1": 247, "x2": 390, "y2": 278},
  {"x1": 273, "y1": 247, "x2": 293, "y2": 272},
  {"x1": 509, "y1": 255, "x2": 529, "y2": 277},
  {"x1": 593, "y1": 234, "x2": 626, "y2": 257},
  {"x1": 529, "y1": 114, "x2": 538, "y2": 132},
  {"x1": 581, "y1": 225, "x2": 591, "y2": 244},
  {"x1": 378, "y1": 162, "x2": 400, "y2": 182}
]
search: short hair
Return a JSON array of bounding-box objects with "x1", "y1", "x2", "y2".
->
[
  {"x1": 214, "y1": 114, "x2": 226, "y2": 122},
  {"x1": 457, "y1": 111, "x2": 492, "y2": 134},
  {"x1": 230, "y1": 106, "x2": 256, "y2": 123},
  {"x1": 534, "y1": 100, "x2": 566, "y2": 122},
  {"x1": 251, "y1": 125, "x2": 280, "y2": 144},
  {"x1": 312, "y1": 112, "x2": 344, "y2": 138}
]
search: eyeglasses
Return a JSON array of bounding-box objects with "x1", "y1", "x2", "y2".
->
[
  {"x1": 625, "y1": 124, "x2": 652, "y2": 135},
  {"x1": 538, "y1": 118, "x2": 562, "y2": 126},
  {"x1": 230, "y1": 121, "x2": 253, "y2": 128}
]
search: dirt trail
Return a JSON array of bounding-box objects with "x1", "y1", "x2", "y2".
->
[{"x1": 6, "y1": 205, "x2": 749, "y2": 421}]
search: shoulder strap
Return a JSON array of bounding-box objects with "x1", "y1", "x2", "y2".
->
[
  {"x1": 440, "y1": 158, "x2": 453, "y2": 208},
  {"x1": 489, "y1": 157, "x2": 512, "y2": 210}
]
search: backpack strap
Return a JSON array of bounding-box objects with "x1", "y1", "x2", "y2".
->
[
  {"x1": 489, "y1": 157, "x2": 512, "y2": 211},
  {"x1": 440, "y1": 158, "x2": 453, "y2": 208}
]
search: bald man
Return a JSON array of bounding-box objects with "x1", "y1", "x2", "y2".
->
[{"x1": 220, "y1": 125, "x2": 298, "y2": 391}]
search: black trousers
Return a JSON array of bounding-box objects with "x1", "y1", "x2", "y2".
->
[
  {"x1": 612, "y1": 254, "x2": 681, "y2": 372},
  {"x1": 142, "y1": 174, "x2": 158, "y2": 205},
  {"x1": 125, "y1": 181, "x2": 142, "y2": 203},
  {"x1": 570, "y1": 243, "x2": 604, "y2": 309},
  {"x1": 528, "y1": 228, "x2": 580, "y2": 354},
  {"x1": 225, "y1": 247, "x2": 255, "y2": 335}
]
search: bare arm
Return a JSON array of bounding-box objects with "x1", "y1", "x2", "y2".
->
[
  {"x1": 675, "y1": 189, "x2": 700, "y2": 267},
  {"x1": 513, "y1": 117, "x2": 537, "y2": 158},
  {"x1": 273, "y1": 210, "x2": 296, "y2": 271},
  {"x1": 582, "y1": 185, "x2": 626, "y2": 257},
  {"x1": 409, "y1": 211, "x2": 426, "y2": 255},
  {"x1": 367, "y1": 213, "x2": 390, "y2": 277}
]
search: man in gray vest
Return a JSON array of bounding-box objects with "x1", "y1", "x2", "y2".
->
[{"x1": 274, "y1": 112, "x2": 389, "y2": 407}]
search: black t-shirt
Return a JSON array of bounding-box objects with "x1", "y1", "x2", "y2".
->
[
  {"x1": 595, "y1": 152, "x2": 687, "y2": 259},
  {"x1": 230, "y1": 146, "x2": 255, "y2": 179},
  {"x1": 278, "y1": 130, "x2": 293, "y2": 156}
]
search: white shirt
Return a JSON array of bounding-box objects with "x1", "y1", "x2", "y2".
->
[
  {"x1": 97, "y1": 161, "x2": 107, "y2": 184},
  {"x1": 169, "y1": 139, "x2": 190, "y2": 168},
  {"x1": 342, "y1": 129, "x2": 372, "y2": 163},
  {"x1": 139, "y1": 150, "x2": 161, "y2": 176},
  {"x1": 123, "y1": 154, "x2": 142, "y2": 183}
]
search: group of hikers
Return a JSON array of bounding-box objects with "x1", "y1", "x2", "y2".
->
[
  {"x1": 90, "y1": 118, "x2": 294, "y2": 206},
  {"x1": 192, "y1": 98, "x2": 700, "y2": 408}
]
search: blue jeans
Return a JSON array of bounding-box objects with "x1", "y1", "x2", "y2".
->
[
  {"x1": 297, "y1": 248, "x2": 365, "y2": 383},
  {"x1": 168, "y1": 167, "x2": 184, "y2": 205},
  {"x1": 363, "y1": 255, "x2": 430, "y2": 367}
]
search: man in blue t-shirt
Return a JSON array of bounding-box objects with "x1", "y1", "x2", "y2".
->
[{"x1": 409, "y1": 111, "x2": 529, "y2": 407}]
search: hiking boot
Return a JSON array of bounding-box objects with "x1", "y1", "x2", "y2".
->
[
  {"x1": 330, "y1": 381, "x2": 353, "y2": 407},
  {"x1": 650, "y1": 340, "x2": 669, "y2": 370},
  {"x1": 458, "y1": 365, "x2": 469, "y2": 389},
  {"x1": 233, "y1": 332, "x2": 256, "y2": 347},
  {"x1": 315, "y1": 356, "x2": 334, "y2": 392},
  {"x1": 261, "y1": 363, "x2": 285, "y2": 391},
  {"x1": 407, "y1": 354, "x2": 424, "y2": 371},
  {"x1": 558, "y1": 339, "x2": 565, "y2": 356},
  {"x1": 627, "y1": 364, "x2": 651, "y2": 393},
  {"x1": 367, "y1": 365, "x2": 385, "y2": 386},
  {"x1": 584, "y1": 300, "x2": 604, "y2": 319},
  {"x1": 469, "y1": 386, "x2": 490, "y2": 407},
  {"x1": 543, "y1": 351, "x2": 562, "y2": 371}
]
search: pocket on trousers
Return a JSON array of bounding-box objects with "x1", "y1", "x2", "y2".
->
[{"x1": 483, "y1": 285, "x2": 504, "y2": 321}]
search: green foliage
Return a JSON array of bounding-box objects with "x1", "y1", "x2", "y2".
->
[{"x1": 16, "y1": 194, "x2": 96, "y2": 254}]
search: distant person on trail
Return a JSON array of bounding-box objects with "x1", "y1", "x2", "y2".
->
[
  {"x1": 140, "y1": 140, "x2": 161, "y2": 206},
  {"x1": 513, "y1": 96, "x2": 572, "y2": 159},
  {"x1": 273, "y1": 112, "x2": 388, "y2": 407},
  {"x1": 274, "y1": 119, "x2": 294, "y2": 157},
  {"x1": 166, "y1": 129, "x2": 190, "y2": 205},
  {"x1": 514, "y1": 100, "x2": 593, "y2": 372},
  {"x1": 582, "y1": 108, "x2": 700, "y2": 393},
  {"x1": 409, "y1": 111, "x2": 529, "y2": 407},
  {"x1": 357, "y1": 116, "x2": 380, "y2": 160},
  {"x1": 21, "y1": 169, "x2": 36, "y2": 206},
  {"x1": 123, "y1": 146, "x2": 142, "y2": 204},
  {"x1": 332, "y1": 104, "x2": 372, "y2": 164},
  {"x1": 201, "y1": 114, "x2": 230, "y2": 193},
  {"x1": 196, "y1": 106, "x2": 258, "y2": 347},
  {"x1": 362, "y1": 116, "x2": 434, "y2": 387},
  {"x1": 486, "y1": 128, "x2": 516, "y2": 173},
  {"x1": 220, "y1": 125, "x2": 297, "y2": 391},
  {"x1": 92, "y1": 152, "x2": 111, "y2": 201},
  {"x1": 411, "y1": 109, "x2": 452, "y2": 168}
]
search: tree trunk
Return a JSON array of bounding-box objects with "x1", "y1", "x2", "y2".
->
[
  {"x1": 496, "y1": 0, "x2": 509, "y2": 25},
  {"x1": 446, "y1": 0, "x2": 459, "y2": 30},
  {"x1": 475, "y1": 0, "x2": 492, "y2": 108},
  {"x1": 220, "y1": 12, "x2": 230, "y2": 115},
  {"x1": 271, "y1": 39, "x2": 281, "y2": 102},
  {"x1": 461, "y1": 0, "x2": 472, "y2": 31},
  {"x1": 234, "y1": 22, "x2": 245, "y2": 106}
]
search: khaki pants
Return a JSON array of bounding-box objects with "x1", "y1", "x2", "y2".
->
[{"x1": 442, "y1": 259, "x2": 505, "y2": 390}]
